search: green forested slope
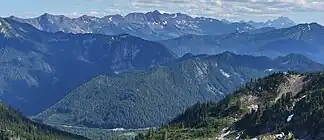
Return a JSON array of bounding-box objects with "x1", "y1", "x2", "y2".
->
[
  {"x1": 0, "y1": 17, "x2": 176, "y2": 115},
  {"x1": 137, "y1": 71, "x2": 324, "y2": 140},
  {"x1": 0, "y1": 102, "x2": 88, "y2": 140},
  {"x1": 35, "y1": 52, "x2": 324, "y2": 130}
]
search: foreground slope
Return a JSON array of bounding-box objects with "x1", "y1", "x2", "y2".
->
[
  {"x1": 0, "y1": 102, "x2": 87, "y2": 140},
  {"x1": 35, "y1": 52, "x2": 324, "y2": 129},
  {"x1": 0, "y1": 17, "x2": 176, "y2": 115},
  {"x1": 138, "y1": 71, "x2": 324, "y2": 140}
]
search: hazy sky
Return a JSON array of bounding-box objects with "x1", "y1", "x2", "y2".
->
[{"x1": 2, "y1": 0, "x2": 324, "y2": 24}]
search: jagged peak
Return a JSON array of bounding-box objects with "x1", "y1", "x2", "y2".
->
[
  {"x1": 216, "y1": 51, "x2": 237, "y2": 57},
  {"x1": 77, "y1": 15, "x2": 98, "y2": 20},
  {"x1": 38, "y1": 13, "x2": 70, "y2": 21},
  {"x1": 7, "y1": 15, "x2": 20, "y2": 20},
  {"x1": 102, "y1": 14, "x2": 123, "y2": 19},
  {"x1": 125, "y1": 12, "x2": 145, "y2": 17},
  {"x1": 40, "y1": 13, "x2": 55, "y2": 18},
  {"x1": 276, "y1": 16, "x2": 291, "y2": 20},
  {"x1": 221, "y1": 19, "x2": 231, "y2": 24},
  {"x1": 148, "y1": 10, "x2": 161, "y2": 15}
]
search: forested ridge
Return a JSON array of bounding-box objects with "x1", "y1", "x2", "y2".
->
[
  {"x1": 34, "y1": 52, "x2": 324, "y2": 130},
  {"x1": 0, "y1": 17, "x2": 176, "y2": 116},
  {"x1": 0, "y1": 102, "x2": 88, "y2": 140},
  {"x1": 136, "y1": 71, "x2": 324, "y2": 140}
]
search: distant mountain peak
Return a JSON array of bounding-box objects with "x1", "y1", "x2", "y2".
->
[
  {"x1": 8, "y1": 11, "x2": 257, "y2": 40},
  {"x1": 78, "y1": 15, "x2": 98, "y2": 21},
  {"x1": 245, "y1": 16, "x2": 295, "y2": 29},
  {"x1": 273, "y1": 16, "x2": 292, "y2": 21},
  {"x1": 276, "y1": 53, "x2": 313, "y2": 62},
  {"x1": 267, "y1": 16, "x2": 295, "y2": 26},
  {"x1": 221, "y1": 19, "x2": 231, "y2": 24},
  {"x1": 151, "y1": 10, "x2": 162, "y2": 15},
  {"x1": 40, "y1": 13, "x2": 55, "y2": 18},
  {"x1": 215, "y1": 51, "x2": 236, "y2": 57},
  {"x1": 80, "y1": 14, "x2": 94, "y2": 18}
]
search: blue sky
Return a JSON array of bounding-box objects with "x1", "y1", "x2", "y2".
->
[{"x1": 2, "y1": 0, "x2": 324, "y2": 24}]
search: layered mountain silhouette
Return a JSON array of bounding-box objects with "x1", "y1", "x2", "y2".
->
[
  {"x1": 34, "y1": 52, "x2": 324, "y2": 130},
  {"x1": 1, "y1": 11, "x2": 323, "y2": 140},
  {"x1": 161, "y1": 23, "x2": 324, "y2": 62},
  {"x1": 242, "y1": 16, "x2": 295, "y2": 29},
  {"x1": 8, "y1": 11, "x2": 293, "y2": 41},
  {"x1": 0, "y1": 17, "x2": 176, "y2": 115}
]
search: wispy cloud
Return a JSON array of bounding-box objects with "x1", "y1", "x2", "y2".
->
[
  {"x1": 129, "y1": 0, "x2": 324, "y2": 19},
  {"x1": 15, "y1": 0, "x2": 322, "y2": 23}
]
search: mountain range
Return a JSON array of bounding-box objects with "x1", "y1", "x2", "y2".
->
[
  {"x1": 241, "y1": 16, "x2": 295, "y2": 29},
  {"x1": 33, "y1": 52, "x2": 324, "y2": 131},
  {"x1": 0, "y1": 17, "x2": 176, "y2": 115},
  {"x1": 8, "y1": 11, "x2": 295, "y2": 41},
  {"x1": 137, "y1": 71, "x2": 324, "y2": 140},
  {"x1": 160, "y1": 23, "x2": 324, "y2": 62},
  {"x1": 0, "y1": 11, "x2": 323, "y2": 140}
]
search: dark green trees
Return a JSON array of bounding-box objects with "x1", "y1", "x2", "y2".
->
[{"x1": 0, "y1": 102, "x2": 87, "y2": 140}]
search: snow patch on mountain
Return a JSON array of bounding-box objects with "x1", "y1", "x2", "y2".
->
[
  {"x1": 308, "y1": 24, "x2": 311, "y2": 30},
  {"x1": 220, "y1": 69, "x2": 230, "y2": 78},
  {"x1": 287, "y1": 114, "x2": 294, "y2": 122},
  {"x1": 265, "y1": 68, "x2": 274, "y2": 72},
  {"x1": 195, "y1": 62, "x2": 208, "y2": 79},
  {"x1": 282, "y1": 61, "x2": 289, "y2": 64}
]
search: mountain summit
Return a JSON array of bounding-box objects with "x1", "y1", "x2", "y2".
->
[{"x1": 245, "y1": 16, "x2": 295, "y2": 29}]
